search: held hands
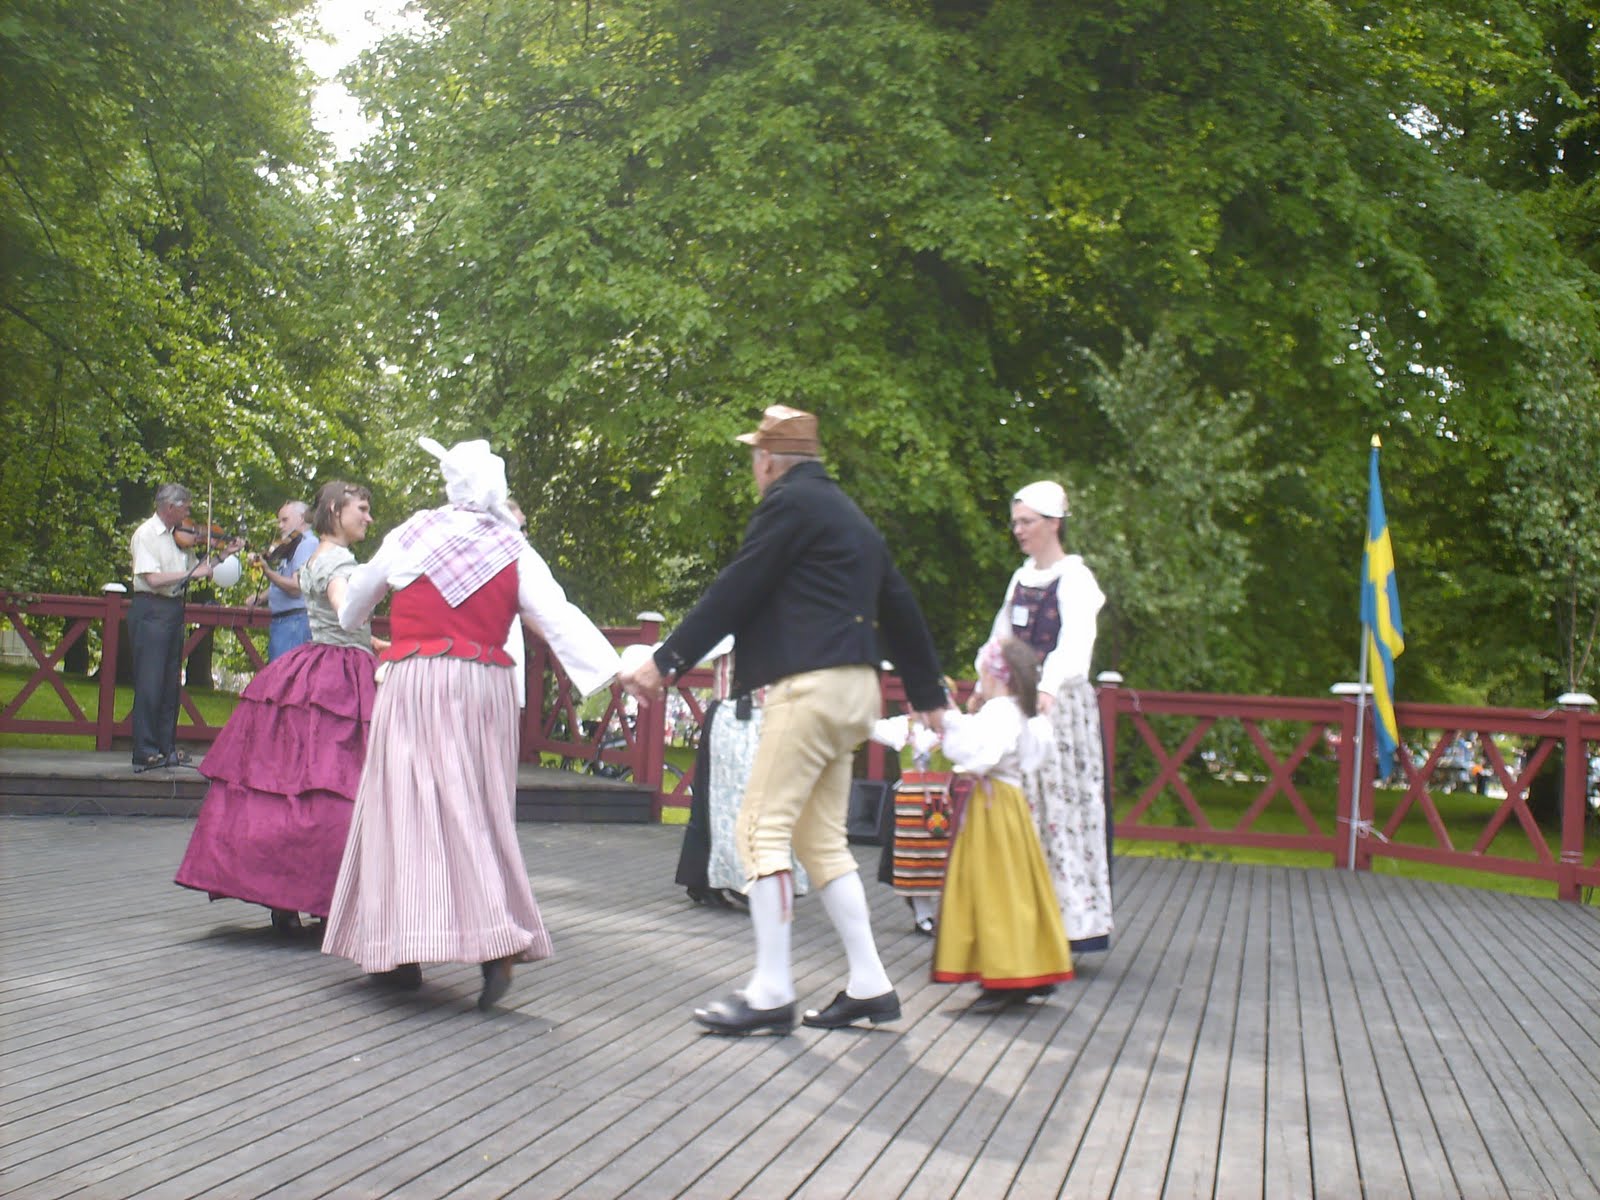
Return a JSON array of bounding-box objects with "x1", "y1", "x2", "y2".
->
[{"x1": 620, "y1": 655, "x2": 666, "y2": 703}]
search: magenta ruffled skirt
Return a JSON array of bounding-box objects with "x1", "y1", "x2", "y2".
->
[{"x1": 175, "y1": 642, "x2": 377, "y2": 918}]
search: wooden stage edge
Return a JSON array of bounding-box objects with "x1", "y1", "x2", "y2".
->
[{"x1": 0, "y1": 748, "x2": 654, "y2": 824}]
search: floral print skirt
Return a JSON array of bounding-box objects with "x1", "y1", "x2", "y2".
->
[{"x1": 1022, "y1": 678, "x2": 1112, "y2": 951}]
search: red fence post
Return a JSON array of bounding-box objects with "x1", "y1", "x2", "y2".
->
[
  {"x1": 96, "y1": 586, "x2": 126, "y2": 751},
  {"x1": 631, "y1": 613, "x2": 667, "y2": 818},
  {"x1": 1555, "y1": 691, "x2": 1596, "y2": 903}
]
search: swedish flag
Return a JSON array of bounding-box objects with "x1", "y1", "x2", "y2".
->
[{"x1": 1361, "y1": 436, "x2": 1405, "y2": 776}]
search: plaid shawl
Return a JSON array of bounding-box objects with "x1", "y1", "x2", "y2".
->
[{"x1": 391, "y1": 504, "x2": 526, "y2": 608}]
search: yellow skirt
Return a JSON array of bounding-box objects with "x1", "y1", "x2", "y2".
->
[{"x1": 932, "y1": 777, "x2": 1074, "y2": 989}]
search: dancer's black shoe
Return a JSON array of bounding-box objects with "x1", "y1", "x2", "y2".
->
[
  {"x1": 693, "y1": 993, "x2": 795, "y2": 1036},
  {"x1": 802, "y1": 989, "x2": 901, "y2": 1029}
]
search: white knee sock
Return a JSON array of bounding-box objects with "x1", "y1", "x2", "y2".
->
[
  {"x1": 743, "y1": 872, "x2": 794, "y2": 1010},
  {"x1": 819, "y1": 871, "x2": 893, "y2": 999},
  {"x1": 910, "y1": 895, "x2": 939, "y2": 923}
]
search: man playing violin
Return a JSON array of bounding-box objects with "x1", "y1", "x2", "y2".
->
[
  {"x1": 250, "y1": 500, "x2": 318, "y2": 661},
  {"x1": 129, "y1": 483, "x2": 217, "y2": 772}
]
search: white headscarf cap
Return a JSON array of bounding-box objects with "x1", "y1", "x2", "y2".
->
[
  {"x1": 1013, "y1": 479, "x2": 1067, "y2": 519},
  {"x1": 418, "y1": 436, "x2": 512, "y2": 519}
]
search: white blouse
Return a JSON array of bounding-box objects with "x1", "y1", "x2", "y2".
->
[
  {"x1": 983, "y1": 554, "x2": 1104, "y2": 697},
  {"x1": 938, "y1": 697, "x2": 1052, "y2": 787}
]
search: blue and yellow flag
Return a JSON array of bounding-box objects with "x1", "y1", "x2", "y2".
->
[{"x1": 1360, "y1": 437, "x2": 1405, "y2": 776}]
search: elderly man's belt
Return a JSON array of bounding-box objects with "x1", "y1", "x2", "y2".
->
[
  {"x1": 270, "y1": 608, "x2": 306, "y2": 618},
  {"x1": 379, "y1": 637, "x2": 513, "y2": 667}
]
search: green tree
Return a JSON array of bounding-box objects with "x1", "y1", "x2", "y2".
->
[
  {"x1": 0, "y1": 0, "x2": 380, "y2": 593},
  {"x1": 343, "y1": 0, "x2": 1599, "y2": 696}
]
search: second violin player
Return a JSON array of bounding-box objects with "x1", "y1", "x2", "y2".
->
[{"x1": 250, "y1": 499, "x2": 319, "y2": 661}]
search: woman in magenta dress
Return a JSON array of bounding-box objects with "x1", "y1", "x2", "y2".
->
[
  {"x1": 321, "y1": 437, "x2": 620, "y2": 1011},
  {"x1": 175, "y1": 481, "x2": 377, "y2": 932}
]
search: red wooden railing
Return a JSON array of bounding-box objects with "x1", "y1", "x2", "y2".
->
[
  {"x1": 4, "y1": 591, "x2": 1597, "y2": 901},
  {"x1": 1090, "y1": 680, "x2": 1599, "y2": 904}
]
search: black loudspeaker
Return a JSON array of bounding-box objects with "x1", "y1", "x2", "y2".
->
[{"x1": 846, "y1": 779, "x2": 892, "y2": 845}]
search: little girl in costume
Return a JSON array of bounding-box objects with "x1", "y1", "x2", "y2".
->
[{"x1": 933, "y1": 636, "x2": 1073, "y2": 1012}]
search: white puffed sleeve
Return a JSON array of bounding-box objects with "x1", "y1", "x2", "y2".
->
[
  {"x1": 517, "y1": 546, "x2": 621, "y2": 698},
  {"x1": 940, "y1": 701, "x2": 1024, "y2": 778},
  {"x1": 339, "y1": 532, "x2": 404, "y2": 631},
  {"x1": 1038, "y1": 558, "x2": 1104, "y2": 696},
  {"x1": 870, "y1": 715, "x2": 910, "y2": 751}
]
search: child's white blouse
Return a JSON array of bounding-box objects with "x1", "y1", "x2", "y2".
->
[{"x1": 938, "y1": 697, "x2": 1052, "y2": 787}]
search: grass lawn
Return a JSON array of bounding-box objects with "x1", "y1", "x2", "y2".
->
[{"x1": 0, "y1": 663, "x2": 240, "y2": 748}]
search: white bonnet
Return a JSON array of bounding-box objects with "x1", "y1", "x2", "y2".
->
[
  {"x1": 418, "y1": 436, "x2": 511, "y2": 517},
  {"x1": 1012, "y1": 479, "x2": 1068, "y2": 520}
]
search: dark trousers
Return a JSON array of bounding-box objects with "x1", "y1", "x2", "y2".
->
[
  {"x1": 674, "y1": 699, "x2": 720, "y2": 890},
  {"x1": 129, "y1": 592, "x2": 185, "y2": 763}
]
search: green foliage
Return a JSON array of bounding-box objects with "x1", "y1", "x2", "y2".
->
[
  {"x1": 1070, "y1": 331, "x2": 1264, "y2": 688},
  {"x1": 0, "y1": 0, "x2": 383, "y2": 593},
  {"x1": 5, "y1": 0, "x2": 1598, "y2": 706},
  {"x1": 336, "y1": 0, "x2": 1600, "y2": 700}
]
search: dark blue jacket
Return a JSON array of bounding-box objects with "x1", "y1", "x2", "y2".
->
[{"x1": 655, "y1": 461, "x2": 946, "y2": 710}]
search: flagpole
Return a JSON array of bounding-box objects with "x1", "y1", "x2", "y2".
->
[{"x1": 1347, "y1": 433, "x2": 1382, "y2": 871}]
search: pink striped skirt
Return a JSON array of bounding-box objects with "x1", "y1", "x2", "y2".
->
[{"x1": 321, "y1": 656, "x2": 552, "y2": 973}]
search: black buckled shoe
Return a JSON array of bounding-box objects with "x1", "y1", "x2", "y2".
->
[
  {"x1": 802, "y1": 989, "x2": 901, "y2": 1029},
  {"x1": 478, "y1": 958, "x2": 513, "y2": 1011},
  {"x1": 968, "y1": 988, "x2": 1021, "y2": 1015},
  {"x1": 693, "y1": 993, "x2": 795, "y2": 1036},
  {"x1": 270, "y1": 909, "x2": 303, "y2": 937}
]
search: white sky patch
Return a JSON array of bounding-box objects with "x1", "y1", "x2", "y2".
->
[{"x1": 304, "y1": 0, "x2": 422, "y2": 159}]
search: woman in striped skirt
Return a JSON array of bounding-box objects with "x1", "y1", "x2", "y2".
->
[{"x1": 322, "y1": 437, "x2": 620, "y2": 1011}]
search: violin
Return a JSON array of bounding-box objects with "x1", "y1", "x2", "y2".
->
[
  {"x1": 174, "y1": 520, "x2": 242, "y2": 558},
  {"x1": 262, "y1": 536, "x2": 302, "y2": 567}
]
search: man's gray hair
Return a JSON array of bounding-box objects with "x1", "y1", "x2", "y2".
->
[
  {"x1": 765, "y1": 450, "x2": 820, "y2": 472},
  {"x1": 154, "y1": 483, "x2": 191, "y2": 509},
  {"x1": 284, "y1": 500, "x2": 310, "y2": 521}
]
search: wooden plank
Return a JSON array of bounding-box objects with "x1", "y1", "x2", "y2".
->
[
  {"x1": 1282, "y1": 870, "x2": 1362, "y2": 1199},
  {"x1": 1328, "y1": 870, "x2": 1501, "y2": 1200},
  {"x1": 1000, "y1": 860, "x2": 1200, "y2": 1197},
  {"x1": 1355, "y1": 873, "x2": 1563, "y2": 1200},
  {"x1": 1390, "y1": 876, "x2": 1600, "y2": 1198},
  {"x1": 1063, "y1": 862, "x2": 1230, "y2": 1196},
  {"x1": 4, "y1": 819, "x2": 1600, "y2": 1200}
]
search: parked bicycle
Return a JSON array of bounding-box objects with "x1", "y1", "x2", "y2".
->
[{"x1": 561, "y1": 716, "x2": 684, "y2": 789}]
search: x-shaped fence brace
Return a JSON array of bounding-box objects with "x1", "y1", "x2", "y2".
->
[
  {"x1": 1120, "y1": 711, "x2": 1332, "y2": 837},
  {"x1": 1, "y1": 608, "x2": 95, "y2": 724},
  {"x1": 1385, "y1": 728, "x2": 1559, "y2": 863}
]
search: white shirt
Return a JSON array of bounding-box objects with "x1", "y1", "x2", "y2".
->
[
  {"x1": 984, "y1": 554, "x2": 1104, "y2": 696},
  {"x1": 939, "y1": 697, "x2": 1052, "y2": 787},
  {"x1": 130, "y1": 513, "x2": 195, "y2": 596},
  {"x1": 339, "y1": 528, "x2": 621, "y2": 698}
]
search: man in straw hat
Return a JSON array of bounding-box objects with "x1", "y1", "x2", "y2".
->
[{"x1": 623, "y1": 404, "x2": 948, "y2": 1035}]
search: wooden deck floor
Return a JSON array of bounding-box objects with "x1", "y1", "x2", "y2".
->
[{"x1": 2, "y1": 817, "x2": 1597, "y2": 1200}]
